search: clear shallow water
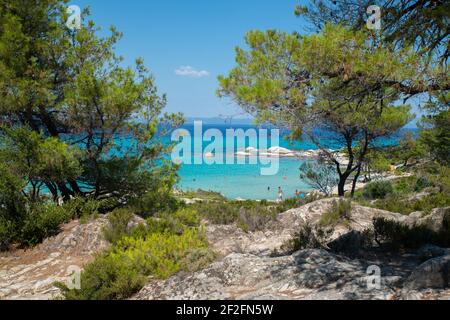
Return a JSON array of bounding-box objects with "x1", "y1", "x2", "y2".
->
[
  {"x1": 178, "y1": 157, "x2": 312, "y2": 200},
  {"x1": 170, "y1": 124, "x2": 415, "y2": 200}
]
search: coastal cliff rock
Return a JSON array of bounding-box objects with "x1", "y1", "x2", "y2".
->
[{"x1": 0, "y1": 218, "x2": 109, "y2": 300}]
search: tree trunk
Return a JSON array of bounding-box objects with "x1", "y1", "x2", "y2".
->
[
  {"x1": 337, "y1": 173, "x2": 350, "y2": 197},
  {"x1": 68, "y1": 179, "x2": 82, "y2": 195},
  {"x1": 351, "y1": 165, "x2": 362, "y2": 198},
  {"x1": 57, "y1": 182, "x2": 73, "y2": 202},
  {"x1": 45, "y1": 182, "x2": 59, "y2": 201}
]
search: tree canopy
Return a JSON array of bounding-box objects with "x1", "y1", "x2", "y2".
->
[
  {"x1": 219, "y1": 1, "x2": 449, "y2": 196},
  {"x1": 0, "y1": 0, "x2": 182, "y2": 203},
  {"x1": 219, "y1": 24, "x2": 414, "y2": 195}
]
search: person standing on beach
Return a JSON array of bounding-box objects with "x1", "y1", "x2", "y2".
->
[{"x1": 278, "y1": 187, "x2": 284, "y2": 202}]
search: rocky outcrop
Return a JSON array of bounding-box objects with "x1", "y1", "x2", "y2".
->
[
  {"x1": 134, "y1": 249, "x2": 410, "y2": 300},
  {"x1": 416, "y1": 244, "x2": 450, "y2": 260},
  {"x1": 0, "y1": 218, "x2": 109, "y2": 300},
  {"x1": 1, "y1": 198, "x2": 449, "y2": 300},
  {"x1": 206, "y1": 198, "x2": 407, "y2": 257},
  {"x1": 134, "y1": 245, "x2": 450, "y2": 300},
  {"x1": 405, "y1": 255, "x2": 450, "y2": 290},
  {"x1": 414, "y1": 207, "x2": 450, "y2": 233},
  {"x1": 135, "y1": 199, "x2": 450, "y2": 301},
  {"x1": 277, "y1": 198, "x2": 406, "y2": 242}
]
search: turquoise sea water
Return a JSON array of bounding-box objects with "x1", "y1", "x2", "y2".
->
[
  {"x1": 169, "y1": 123, "x2": 415, "y2": 200},
  {"x1": 177, "y1": 157, "x2": 312, "y2": 200}
]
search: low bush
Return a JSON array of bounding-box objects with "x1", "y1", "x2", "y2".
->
[
  {"x1": 58, "y1": 227, "x2": 213, "y2": 300},
  {"x1": 119, "y1": 228, "x2": 210, "y2": 278},
  {"x1": 143, "y1": 217, "x2": 179, "y2": 235},
  {"x1": 194, "y1": 200, "x2": 278, "y2": 232},
  {"x1": 0, "y1": 217, "x2": 15, "y2": 250},
  {"x1": 103, "y1": 208, "x2": 135, "y2": 244},
  {"x1": 58, "y1": 205, "x2": 215, "y2": 300},
  {"x1": 145, "y1": 207, "x2": 202, "y2": 236},
  {"x1": 369, "y1": 192, "x2": 450, "y2": 215},
  {"x1": 194, "y1": 202, "x2": 239, "y2": 225},
  {"x1": 171, "y1": 207, "x2": 201, "y2": 228},
  {"x1": 319, "y1": 199, "x2": 352, "y2": 227},
  {"x1": 133, "y1": 192, "x2": 181, "y2": 217},
  {"x1": 390, "y1": 176, "x2": 416, "y2": 193},
  {"x1": 181, "y1": 248, "x2": 217, "y2": 273},
  {"x1": 275, "y1": 193, "x2": 323, "y2": 212},
  {"x1": 104, "y1": 207, "x2": 203, "y2": 244},
  {"x1": 19, "y1": 203, "x2": 73, "y2": 247},
  {"x1": 0, "y1": 196, "x2": 116, "y2": 250},
  {"x1": 414, "y1": 176, "x2": 433, "y2": 192},
  {"x1": 361, "y1": 180, "x2": 394, "y2": 200},
  {"x1": 373, "y1": 216, "x2": 450, "y2": 249},
  {"x1": 64, "y1": 197, "x2": 113, "y2": 222},
  {"x1": 180, "y1": 189, "x2": 226, "y2": 202},
  {"x1": 56, "y1": 252, "x2": 146, "y2": 300},
  {"x1": 237, "y1": 207, "x2": 277, "y2": 232},
  {"x1": 433, "y1": 165, "x2": 450, "y2": 194},
  {"x1": 278, "y1": 223, "x2": 332, "y2": 254}
]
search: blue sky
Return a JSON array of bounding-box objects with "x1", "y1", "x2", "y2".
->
[
  {"x1": 71, "y1": 0, "x2": 306, "y2": 118},
  {"x1": 70, "y1": 0, "x2": 422, "y2": 126}
]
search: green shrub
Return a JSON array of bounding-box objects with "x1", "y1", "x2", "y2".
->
[
  {"x1": 319, "y1": 199, "x2": 352, "y2": 227},
  {"x1": 138, "y1": 207, "x2": 202, "y2": 237},
  {"x1": 181, "y1": 189, "x2": 226, "y2": 201},
  {"x1": 237, "y1": 207, "x2": 277, "y2": 232},
  {"x1": 276, "y1": 193, "x2": 322, "y2": 212},
  {"x1": 369, "y1": 192, "x2": 450, "y2": 215},
  {"x1": 116, "y1": 229, "x2": 210, "y2": 279},
  {"x1": 392, "y1": 177, "x2": 414, "y2": 193},
  {"x1": 58, "y1": 228, "x2": 212, "y2": 300},
  {"x1": 103, "y1": 208, "x2": 135, "y2": 244},
  {"x1": 277, "y1": 198, "x2": 299, "y2": 211},
  {"x1": 20, "y1": 203, "x2": 72, "y2": 247},
  {"x1": 64, "y1": 197, "x2": 114, "y2": 222},
  {"x1": 143, "y1": 217, "x2": 178, "y2": 235},
  {"x1": 181, "y1": 248, "x2": 217, "y2": 273},
  {"x1": 414, "y1": 176, "x2": 433, "y2": 192},
  {"x1": 171, "y1": 207, "x2": 201, "y2": 228},
  {"x1": 373, "y1": 217, "x2": 450, "y2": 249},
  {"x1": 0, "y1": 165, "x2": 27, "y2": 250},
  {"x1": 131, "y1": 188, "x2": 181, "y2": 217},
  {"x1": 367, "y1": 194, "x2": 409, "y2": 214},
  {"x1": 56, "y1": 252, "x2": 146, "y2": 300},
  {"x1": 0, "y1": 217, "x2": 16, "y2": 250},
  {"x1": 279, "y1": 223, "x2": 332, "y2": 254},
  {"x1": 195, "y1": 202, "x2": 240, "y2": 225},
  {"x1": 362, "y1": 180, "x2": 394, "y2": 199},
  {"x1": 194, "y1": 200, "x2": 278, "y2": 232},
  {"x1": 411, "y1": 193, "x2": 450, "y2": 213}
]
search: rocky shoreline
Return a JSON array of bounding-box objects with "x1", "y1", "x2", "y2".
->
[{"x1": 234, "y1": 146, "x2": 348, "y2": 162}]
